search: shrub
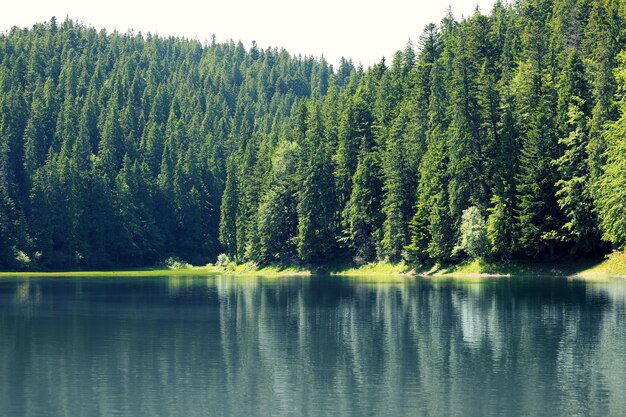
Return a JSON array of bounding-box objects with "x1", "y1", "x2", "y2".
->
[
  {"x1": 15, "y1": 250, "x2": 31, "y2": 270},
  {"x1": 164, "y1": 257, "x2": 191, "y2": 269},
  {"x1": 215, "y1": 253, "x2": 230, "y2": 268},
  {"x1": 456, "y1": 206, "x2": 489, "y2": 260}
]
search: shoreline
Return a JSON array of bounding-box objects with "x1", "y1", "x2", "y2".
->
[{"x1": 1, "y1": 253, "x2": 625, "y2": 280}]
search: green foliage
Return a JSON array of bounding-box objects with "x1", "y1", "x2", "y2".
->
[
  {"x1": 257, "y1": 141, "x2": 299, "y2": 261},
  {"x1": 554, "y1": 98, "x2": 599, "y2": 251},
  {"x1": 381, "y1": 110, "x2": 410, "y2": 261},
  {"x1": 334, "y1": 96, "x2": 373, "y2": 209},
  {"x1": 513, "y1": 54, "x2": 562, "y2": 256},
  {"x1": 296, "y1": 104, "x2": 338, "y2": 263},
  {"x1": 0, "y1": 4, "x2": 624, "y2": 271},
  {"x1": 595, "y1": 105, "x2": 626, "y2": 249},
  {"x1": 164, "y1": 256, "x2": 191, "y2": 269},
  {"x1": 219, "y1": 157, "x2": 239, "y2": 261},
  {"x1": 594, "y1": 50, "x2": 626, "y2": 250},
  {"x1": 486, "y1": 193, "x2": 515, "y2": 259},
  {"x1": 344, "y1": 144, "x2": 383, "y2": 261},
  {"x1": 215, "y1": 253, "x2": 230, "y2": 268},
  {"x1": 0, "y1": 184, "x2": 17, "y2": 268},
  {"x1": 427, "y1": 191, "x2": 454, "y2": 261},
  {"x1": 0, "y1": 19, "x2": 331, "y2": 269},
  {"x1": 456, "y1": 206, "x2": 489, "y2": 260}
]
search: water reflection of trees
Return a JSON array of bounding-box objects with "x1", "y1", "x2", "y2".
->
[
  {"x1": 206, "y1": 276, "x2": 626, "y2": 416},
  {"x1": 0, "y1": 276, "x2": 625, "y2": 416}
]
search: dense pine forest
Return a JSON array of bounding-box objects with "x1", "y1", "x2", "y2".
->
[{"x1": 1, "y1": 0, "x2": 626, "y2": 270}]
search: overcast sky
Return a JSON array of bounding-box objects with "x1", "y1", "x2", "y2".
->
[{"x1": 1, "y1": 0, "x2": 498, "y2": 67}]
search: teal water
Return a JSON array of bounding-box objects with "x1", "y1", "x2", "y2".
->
[{"x1": 1, "y1": 275, "x2": 625, "y2": 417}]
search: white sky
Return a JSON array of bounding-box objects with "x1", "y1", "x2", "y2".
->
[{"x1": 1, "y1": 0, "x2": 498, "y2": 68}]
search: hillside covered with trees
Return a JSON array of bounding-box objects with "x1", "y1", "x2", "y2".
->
[{"x1": 1, "y1": 0, "x2": 626, "y2": 270}]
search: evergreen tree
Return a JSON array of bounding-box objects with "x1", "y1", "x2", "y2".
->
[
  {"x1": 334, "y1": 96, "x2": 373, "y2": 212},
  {"x1": 219, "y1": 156, "x2": 239, "y2": 260},
  {"x1": 345, "y1": 140, "x2": 383, "y2": 261},
  {"x1": 514, "y1": 0, "x2": 562, "y2": 257},
  {"x1": 0, "y1": 183, "x2": 16, "y2": 267},
  {"x1": 23, "y1": 77, "x2": 57, "y2": 179},
  {"x1": 381, "y1": 108, "x2": 409, "y2": 260},
  {"x1": 407, "y1": 58, "x2": 452, "y2": 263},
  {"x1": 584, "y1": 0, "x2": 620, "y2": 182},
  {"x1": 554, "y1": 97, "x2": 599, "y2": 252},
  {"x1": 257, "y1": 141, "x2": 299, "y2": 261},
  {"x1": 297, "y1": 103, "x2": 337, "y2": 263},
  {"x1": 0, "y1": 7, "x2": 625, "y2": 271},
  {"x1": 594, "y1": 53, "x2": 626, "y2": 249}
]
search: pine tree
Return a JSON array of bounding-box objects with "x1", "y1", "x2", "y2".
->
[
  {"x1": 381, "y1": 108, "x2": 409, "y2": 260},
  {"x1": 98, "y1": 93, "x2": 125, "y2": 179},
  {"x1": 407, "y1": 58, "x2": 452, "y2": 263},
  {"x1": 594, "y1": 109, "x2": 626, "y2": 249},
  {"x1": 297, "y1": 103, "x2": 337, "y2": 263},
  {"x1": 0, "y1": 182, "x2": 16, "y2": 267},
  {"x1": 219, "y1": 156, "x2": 239, "y2": 261},
  {"x1": 594, "y1": 52, "x2": 626, "y2": 249},
  {"x1": 486, "y1": 192, "x2": 515, "y2": 259},
  {"x1": 428, "y1": 190, "x2": 454, "y2": 261},
  {"x1": 487, "y1": 62, "x2": 518, "y2": 259},
  {"x1": 448, "y1": 12, "x2": 492, "y2": 221},
  {"x1": 257, "y1": 141, "x2": 299, "y2": 261},
  {"x1": 554, "y1": 98, "x2": 599, "y2": 251},
  {"x1": 345, "y1": 140, "x2": 383, "y2": 261},
  {"x1": 584, "y1": 0, "x2": 620, "y2": 182},
  {"x1": 23, "y1": 77, "x2": 57, "y2": 179},
  {"x1": 334, "y1": 96, "x2": 373, "y2": 212},
  {"x1": 514, "y1": 0, "x2": 562, "y2": 257}
]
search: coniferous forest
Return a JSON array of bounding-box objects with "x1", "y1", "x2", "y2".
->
[{"x1": 1, "y1": 0, "x2": 626, "y2": 270}]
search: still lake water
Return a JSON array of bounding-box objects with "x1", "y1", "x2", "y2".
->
[{"x1": 1, "y1": 274, "x2": 625, "y2": 417}]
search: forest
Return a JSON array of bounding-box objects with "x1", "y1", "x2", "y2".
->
[{"x1": 1, "y1": 0, "x2": 626, "y2": 270}]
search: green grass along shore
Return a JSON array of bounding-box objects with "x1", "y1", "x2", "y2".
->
[
  {"x1": 327, "y1": 252, "x2": 626, "y2": 279},
  {"x1": 1, "y1": 251, "x2": 626, "y2": 280}
]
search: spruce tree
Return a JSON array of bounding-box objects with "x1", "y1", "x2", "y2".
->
[
  {"x1": 345, "y1": 139, "x2": 383, "y2": 261},
  {"x1": 219, "y1": 156, "x2": 239, "y2": 261},
  {"x1": 297, "y1": 103, "x2": 337, "y2": 263},
  {"x1": 514, "y1": 0, "x2": 562, "y2": 257},
  {"x1": 381, "y1": 108, "x2": 409, "y2": 260}
]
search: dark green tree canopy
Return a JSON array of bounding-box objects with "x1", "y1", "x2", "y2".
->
[{"x1": 0, "y1": 3, "x2": 624, "y2": 270}]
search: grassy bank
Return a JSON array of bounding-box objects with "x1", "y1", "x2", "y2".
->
[
  {"x1": 206, "y1": 255, "x2": 626, "y2": 279},
  {"x1": 0, "y1": 263, "x2": 311, "y2": 278},
  {"x1": 321, "y1": 261, "x2": 411, "y2": 276},
  {"x1": 423, "y1": 253, "x2": 626, "y2": 280},
  {"x1": 207, "y1": 262, "x2": 311, "y2": 277},
  {"x1": 0, "y1": 267, "x2": 219, "y2": 278},
  {"x1": 2, "y1": 252, "x2": 625, "y2": 279},
  {"x1": 574, "y1": 251, "x2": 626, "y2": 279}
]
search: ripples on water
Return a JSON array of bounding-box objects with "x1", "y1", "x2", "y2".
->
[{"x1": 0, "y1": 275, "x2": 625, "y2": 417}]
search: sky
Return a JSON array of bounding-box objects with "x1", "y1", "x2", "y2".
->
[{"x1": 1, "y1": 0, "x2": 498, "y2": 68}]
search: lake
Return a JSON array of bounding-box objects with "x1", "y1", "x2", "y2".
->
[{"x1": 1, "y1": 274, "x2": 625, "y2": 416}]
